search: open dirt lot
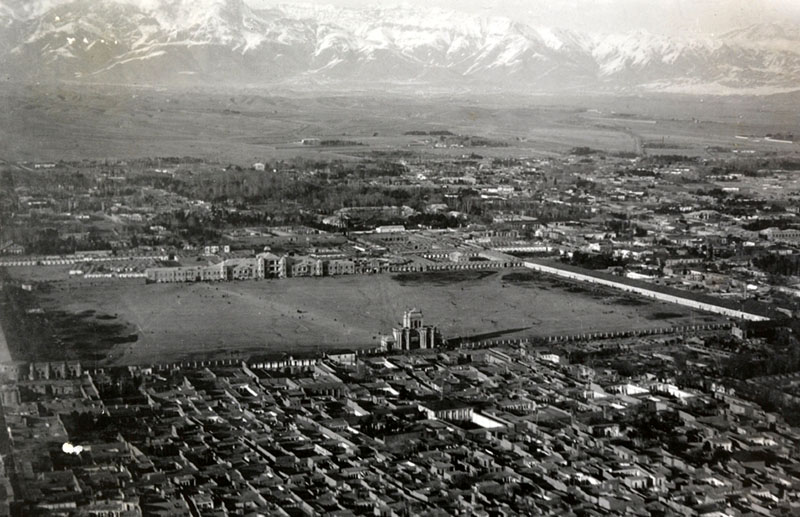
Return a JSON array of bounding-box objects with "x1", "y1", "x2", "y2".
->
[
  {"x1": 2, "y1": 84, "x2": 797, "y2": 163},
  {"x1": 8, "y1": 269, "x2": 721, "y2": 365}
]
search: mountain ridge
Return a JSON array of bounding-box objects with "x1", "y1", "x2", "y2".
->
[{"x1": 1, "y1": 0, "x2": 799, "y2": 94}]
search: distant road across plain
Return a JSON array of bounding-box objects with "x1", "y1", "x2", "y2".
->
[{"x1": 0, "y1": 314, "x2": 13, "y2": 363}]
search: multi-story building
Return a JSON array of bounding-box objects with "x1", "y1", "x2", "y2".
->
[
  {"x1": 324, "y1": 259, "x2": 355, "y2": 276},
  {"x1": 146, "y1": 253, "x2": 362, "y2": 283},
  {"x1": 145, "y1": 263, "x2": 225, "y2": 283},
  {"x1": 204, "y1": 244, "x2": 231, "y2": 255},
  {"x1": 384, "y1": 308, "x2": 439, "y2": 351},
  {"x1": 258, "y1": 252, "x2": 283, "y2": 278},
  {"x1": 224, "y1": 258, "x2": 262, "y2": 280},
  {"x1": 280, "y1": 255, "x2": 323, "y2": 278},
  {"x1": 760, "y1": 227, "x2": 800, "y2": 242},
  {"x1": 0, "y1": 241, "x2": 25, "y2": 255}
]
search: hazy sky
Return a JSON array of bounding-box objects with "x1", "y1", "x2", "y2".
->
[{"x1": 252, "y1": 0, "x2": 800, "y2": 35}]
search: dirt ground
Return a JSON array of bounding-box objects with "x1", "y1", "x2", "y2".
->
[
  {"x1": 3, "y1": 85, "x2": 795, "y2": 163},
  {"x1": 15, "y1": 269, "x2": 721, "y2": 365}
]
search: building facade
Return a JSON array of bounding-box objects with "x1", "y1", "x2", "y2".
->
[
  {"x1": 146, "y1": 263, "x2": 225, "y2": 283},
  {"x1": 385, "y1": 308, "x2": 439, "y2": 352}
]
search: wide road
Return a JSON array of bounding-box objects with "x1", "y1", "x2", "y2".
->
[
  {"x1": 0, "y1": 315, "x2": 11, "y2": 363},
  {"x1": 0, "y1": 284, "x2": 12, "y2": 363}
]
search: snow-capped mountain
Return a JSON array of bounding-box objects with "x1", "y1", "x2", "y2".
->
[{"x1": 1, "y1": 0, "x2": 799, "y2": 93}]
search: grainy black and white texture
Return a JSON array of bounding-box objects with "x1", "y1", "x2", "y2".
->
[{"x1": 0, "y1": 1, "x2": 799, "y2": 515}]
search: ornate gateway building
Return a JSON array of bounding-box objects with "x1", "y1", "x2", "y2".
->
[{"x1": 383, "y1": 308, "x2": 439, "y2": 352}]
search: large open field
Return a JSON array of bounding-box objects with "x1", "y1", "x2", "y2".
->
[
  {"x1": 2, "y1": 269, "x2": 721, "y2": 365},
  {"x1": 1, "y1": 84, "x2": 797, "y2": 163}
]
